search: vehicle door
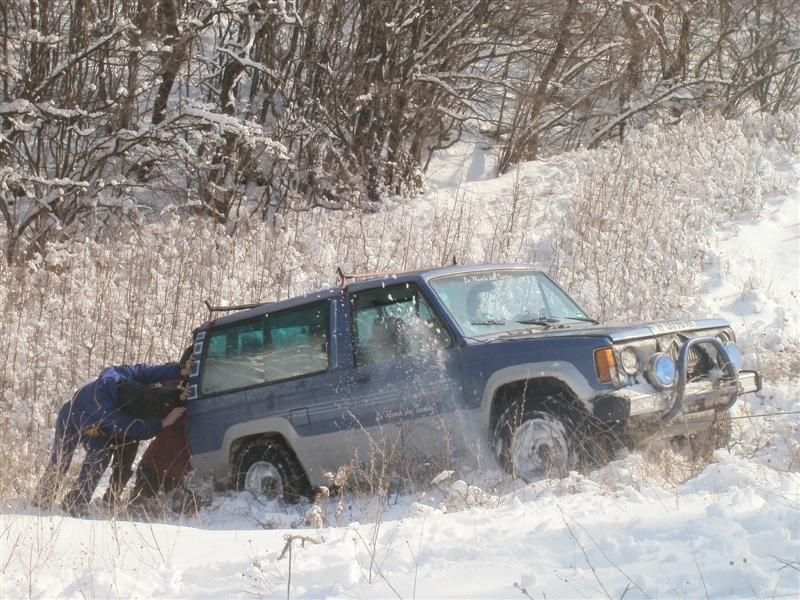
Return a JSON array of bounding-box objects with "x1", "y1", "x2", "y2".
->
[{"x1": 343, "y1": 283, "x2": 465, "y2": 471}]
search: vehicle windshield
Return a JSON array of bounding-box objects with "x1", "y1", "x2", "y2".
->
[{"x1": 429, "y1": 269, "x2": 592, "y2": 337}]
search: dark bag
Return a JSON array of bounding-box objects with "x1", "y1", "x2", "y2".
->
[{"x1": 118, "y1": 381, "x2": 183, "y2": 420}]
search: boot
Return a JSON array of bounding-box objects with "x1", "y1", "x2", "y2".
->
[{"x1": 61, "y1": 489, "x2": 89, "y2": 517}]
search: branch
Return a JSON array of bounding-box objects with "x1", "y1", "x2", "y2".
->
[
  {"x1": 216, "y1": 47, "x2": 280, "y2": 80},
  {"x1": 29, "y1": 23, "x2": 132, "y2": 100},
  {"x1": 724, "y1": 57, "x2": 800, "y2": 114},
  {"x1": 588, "y1": 78, "x2": 730, "y2": 149},
  {"x1": 277, "y1": 534, "x2": 322, "y2": 560}
]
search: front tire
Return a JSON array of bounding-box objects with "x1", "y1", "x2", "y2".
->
[
  {"x1": 235, "y1": 440, "x2": 309, "y2": 502},
  {"x1": 689, "y1": 409, "x2": 732, "y2": 462},
  {"x1": 493, "y1": 403, "x2": 576, "y2": 481}
]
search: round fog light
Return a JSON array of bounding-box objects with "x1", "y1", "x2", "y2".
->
[
  {"x1": 647, "y1": 352, "x2": 676, "y2": 388},
  {"x1": 724, "y1": 342, "x2": 743, "y2": 371}
]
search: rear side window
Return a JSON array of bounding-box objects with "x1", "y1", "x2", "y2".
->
[{"x1": 200, "y1": 302, "x2": 330, "y2": 396}]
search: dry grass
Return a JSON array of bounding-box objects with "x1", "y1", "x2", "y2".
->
[{"x1": 1, "y1": 110, "x2": 797, "y2": 503}]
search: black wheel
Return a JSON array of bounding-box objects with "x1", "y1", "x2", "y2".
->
[
  {"x1": 689, "y1": 409, "x2": 732, "y2": 462},
  {"x1": 493, "y1": 400, "x2": 577, "y2": 481},
  {"x1": 235, "y1": 440, "x2": 309, "y2": 502}
]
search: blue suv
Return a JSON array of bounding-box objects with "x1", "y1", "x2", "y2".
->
[{"x1": 185, "y1": 264, "x2": 761, "y2": 498}]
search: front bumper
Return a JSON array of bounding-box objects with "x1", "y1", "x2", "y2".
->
[
  {"x1": 593, "y1": 336, "x2": 762, "y2": 425},
  {"x1": 621, "y1": 369, "x2": 761, "y2": 418}
]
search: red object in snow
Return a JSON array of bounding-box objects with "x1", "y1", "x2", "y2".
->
[{"x1": 139, "y1": 415, "x2": 191, "y2": 480}]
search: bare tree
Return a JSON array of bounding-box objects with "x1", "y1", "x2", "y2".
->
[
  {"x1": 495, "y1": 0, "x2": 800, "y2": 169},
  {"x1": 1, "y1": 0, "x2": 798, "y2": 262}
]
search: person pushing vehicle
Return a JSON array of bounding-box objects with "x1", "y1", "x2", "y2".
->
[{"x1": 35, "y1": 361, "x2": 190, "y2": 515}]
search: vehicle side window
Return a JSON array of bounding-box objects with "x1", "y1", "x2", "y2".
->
[
  {"x1": 352, "y1": 285, "x2": 450, "y2": 366},
  {"x1": 263, "y1": 304, "x2": 329, "y2": 382},
  {"x1": 200, "y1": 302, "x2": 329, "y2": 396}
]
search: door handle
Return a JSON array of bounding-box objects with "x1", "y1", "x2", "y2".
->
[{"x1": 355, "y1": 374, "x2": 371, "y2": 384}]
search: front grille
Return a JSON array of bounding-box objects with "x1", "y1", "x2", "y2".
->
[
  {"x1": 658, "y1": 333, "x2": 715, "y2": 379},
  {"x1": 662, "y1": 336, "x2": 701, "y2": 362}
]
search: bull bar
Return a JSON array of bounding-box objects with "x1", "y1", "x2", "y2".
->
[{"x1": 662, "y1": 336, "x2": 762, "y2": 423}]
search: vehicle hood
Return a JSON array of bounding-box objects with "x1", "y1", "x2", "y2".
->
[{"x1": 470, "y1": 318, "x2": 730, "y2": 344}]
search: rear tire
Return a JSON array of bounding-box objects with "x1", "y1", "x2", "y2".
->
[
  {"x1": 235, "y1": 440, "x2": 309, "y2": 502},
  {"x1": 493, "y1": 401, "x2": 576, "y2": 481}
]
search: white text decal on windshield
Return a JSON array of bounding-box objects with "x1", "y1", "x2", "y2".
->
[{"x1": 463, "y1": 272, "x2": 512, "y2": 284}]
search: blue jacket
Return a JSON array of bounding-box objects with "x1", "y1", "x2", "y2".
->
[{"x1": 71, "y1": 364, "x2": 182, "y2": 439}]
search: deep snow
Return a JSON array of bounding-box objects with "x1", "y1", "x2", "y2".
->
[{"x1": 2, "y1": 117, "x2": 799, "y2": 599}]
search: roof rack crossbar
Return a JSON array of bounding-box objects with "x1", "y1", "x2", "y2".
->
[
  {"x1": 204, "y1": 299, "x2": 265, "y2": 314},
  {"x1": 337, "y1": 261, "x2": 465, "y2": 288},
  {"x1": 337, "y1": 267, "x2": 410, "y2": 288}
]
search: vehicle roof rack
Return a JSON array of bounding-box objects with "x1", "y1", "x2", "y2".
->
[
  {"x1": 337, "y1": 267, "x2": 400, "y2": 288},
  {"x1": 337, "y1": 260, "x2": 462, "y2": 288},
  {"x1": 204, "y1": 299, "x2": 266, "y2": 314}
]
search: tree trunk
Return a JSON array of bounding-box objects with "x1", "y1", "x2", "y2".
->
[{"x1": 498, "y1": 0, "x2": 579, "y2": 173}]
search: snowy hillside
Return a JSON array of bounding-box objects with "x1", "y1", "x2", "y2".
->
[{"x1": 2, "y1": 112, "x2": 799, "y2": 599}]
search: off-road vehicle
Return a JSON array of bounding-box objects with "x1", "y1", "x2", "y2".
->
[{"x1": 184, "y1": 264, "x2": 761, "y2": 498}]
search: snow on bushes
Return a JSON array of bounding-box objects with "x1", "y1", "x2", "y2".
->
[{"x1": 0, "y1": 110, "x2": 797, "y2": 498}]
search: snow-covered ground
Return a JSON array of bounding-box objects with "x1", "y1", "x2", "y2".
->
[
  {"x1": 2, "y1": 114, "x2": 799, "y2": 599},
  {"x1": 3, "y1": 451, "x2": 798, "y2": 599}
]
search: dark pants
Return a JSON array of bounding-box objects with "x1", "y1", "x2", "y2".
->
[
  {"x1": 37, "y1": 401, "x2": 114, "y2": 510},
  {"x1": 104, "y1": 437, "x2": 140, "y2": 504},
  {"x1": 131, "y1": 464, "x2": 205, "y2": 515},
  {"x1": 131, "y1": 463, "x2": 181, "y2": 500}
]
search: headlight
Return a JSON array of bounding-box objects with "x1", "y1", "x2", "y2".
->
[
  {"x1": 716, "y1": 330, "x2": 732, "y2": 343},
  {"x1": 724, "y1": 342, "x2": 743, "y2": 371},
  {"x1": 646, "y1": 352, "x2": 676, "y2": 388},
  {"x1": 619, "y1": 347, "x2": 640, "y2": 375}
]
